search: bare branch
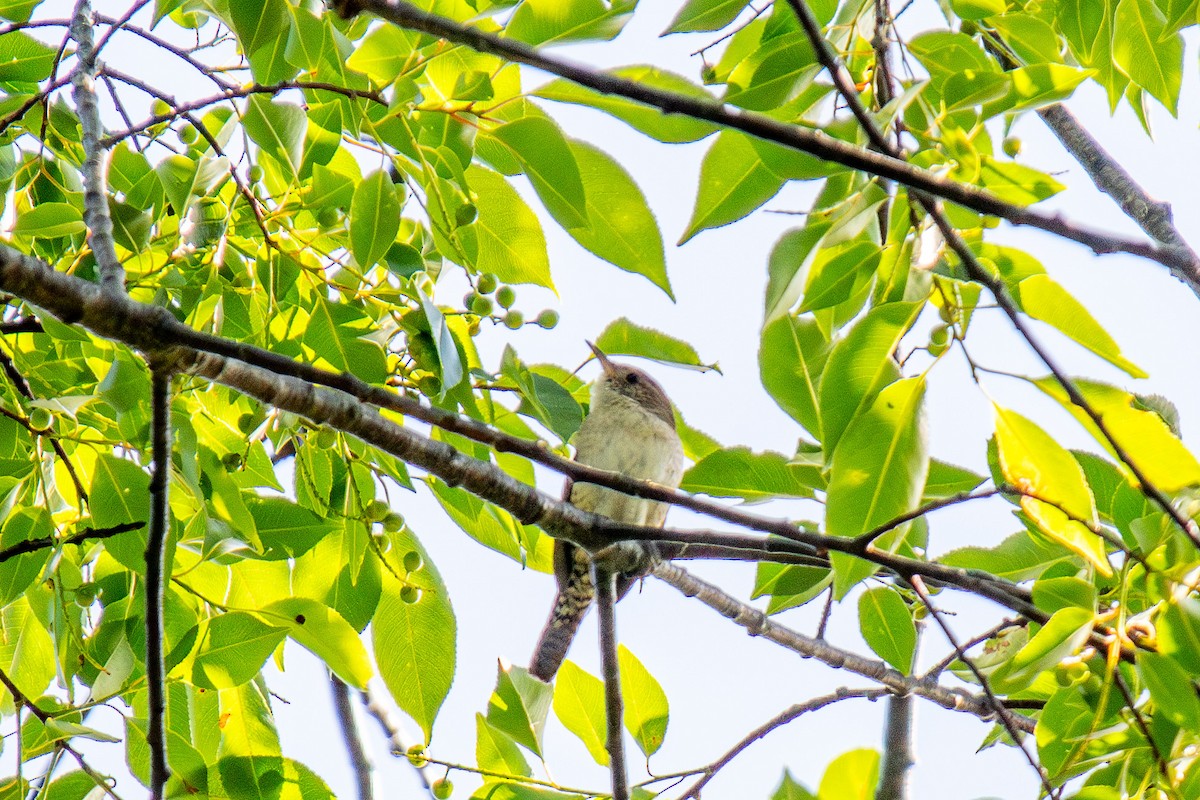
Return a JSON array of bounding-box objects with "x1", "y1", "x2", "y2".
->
[
  {"x1": 0, "y1": 521, "x2": 143, "y2": 564},
  {"x1": 679, "y1": 687, "x2": 887, "y2": 799},
  {"x1": 360, "y1": 686, "x2": 433, "y2": 791},
  {"x1": 145, "y1": 365, "x2": 172, "y2": 798},
  {"x1": 907, "y1": 577, "x2": 1056, "y2": 798},
  {"x1": 69, "y1": 0, "x2": 124, "y2": 294},
  {"x1": 876, "y1": 693, "x2": 914, "y2": 800},
  {"x1": 331, "y1": 675, "x2": 374, "y2": 800},
  {"x1": 651, "y1": 562, "x2": 1034, "y2": 732},
  {"x1": 594, "y1": 567, "x2": 628, "y2": 800}
]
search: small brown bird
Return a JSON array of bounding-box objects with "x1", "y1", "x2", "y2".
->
[{"x1": 529, "y1": 343, "x2": 684, "y2": 682}]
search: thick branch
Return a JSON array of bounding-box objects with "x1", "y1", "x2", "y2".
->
[
  {"x1": 651, "y1": 562, "x2": 1035, "y2": 733},
  {"x1": 0, "y1": 521, "x2": 143, "y2": 564},
  {"x1": 146, "y1": 365, "x2": 172, "y2": 799},
  {"x1": 69, "y1": 0, "x2": 124, "y2": 294},
  {"x1": 347, "y1": 0, "x2": 1191, "y2": 275}
]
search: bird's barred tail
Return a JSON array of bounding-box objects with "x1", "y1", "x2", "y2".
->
[{"x1": 529, "y1": 555, "x2": 595, "y2": 682}]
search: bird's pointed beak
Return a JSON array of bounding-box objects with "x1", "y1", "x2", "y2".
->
[{"x1": 586, "y1": 341, "x2": 617, "y2": 376}]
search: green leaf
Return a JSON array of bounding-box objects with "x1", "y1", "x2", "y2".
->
[
  {"x1": 302, "y1": 298, "x2": 388, "y2": 384},
  {"x1": 1113, "y1": 0, "x2": 1182, "y2": 113},
  {"x1": 993, "y1": 404, "x2": 1111, "y2": 576},
  {"x1": 827, "y1": 377, "x2": 929, "y2": 596},
  {"x1": 0, "y1": 31, "x2": 56, "y2": 82},
  {"x1": 13, "y1": 203, "x2": 84, "y2": 238},
  {"x1": 753, "y1": 562, "x2": 831, "y2": 614},
  {"x1": 491, "y1": 117, "x2": 588, "y2": 231},
  {"x1": 799, "y1": 240, "x2": 882, "y2": 313},
  {"x1": 476, "y1": 714, "x2": 532, "y2": 777},
  {"x1": 941, "y1": 531, "x2": 1074, "y2": 582},
  {"x1": 817, "y1": 749, "x2": 880, "y2": 800},
  {"x1": 487, "y1": 663, "x2": 553, "y2": 757},
  {"x1": 553, "y1": 660, "x2": 609, "y2": 766},
  {"x1": 858, "y1": 587, "x2": 916, "y2": 673},
  {"x1": 723, "y1": 32, "x2": 818, "y2": 111},
  {"x1": 976, "y1": 158, "x2": 1065, "y2": 205},
  {"x1": 563, "y1": 140, "x2": 671, "y2": 298},
  {"x1": 680, "y1": 131, "x2": 835, "y2": 243},
  {"x1": 1015, "y1": 275, "x2": 1145, "y2": 378},
  {"x1": 617, "y1": 646, "x2": 668, "y2": 757},
  {"x1": 189, "y1": 612, "x2": 287, "y2": 690},
  {"x1": 350, "y1": 170, "x2": 401, "y2": 269},
  {"x1": 772, "y1": 769, "x2": 818, "y2": 800},
  {"x1": 922, "y1": 459, "x2": 985, "y2": 499},
  {"x1": 243, "y1": 95, "x2": 305, "y2": 183},
  {"x1": 427, "y1": 478, "x2": 524, "y2": 563},
  {"x1": 818, "y1": 302, "x2": 919, "y2": 458},
  {"x1": 373, "y1": 529, "x2": 455, "y2": 742},
  {"x1": 681, "y1": 447, "x2": 816, "y2": 501},
  {"x1": 257, "y1": 598, "x2": 372, "y2": 689},
  {"x1": 461, "y1": 165, "x2": 553, "y2": 288},
  {"x1": 760, "y1": 314, "x2": 829, "y2": 437},
  {"x1": 594, "y1": 317, "x2": 710, "y2": 369},
  {"x1": 89, "y1": 454, "x2": 151, "y2": 573},
  {"x1": 537, "y1": 66, "x2": 718, "y2": 143},
  {"x1": 1158, "y1": 598, "x2": 1200, "y2": 674},
  {"x1": 1140, "y1": 652, "x2": 1200, "y2": 730},
  {"x1": 418, "y1": 289, "x2": 465, "y2": 394},
  {"x1": 0, "y1": 508, "x2": 52, "y2": 605},
  {"x1": 346, "y1": 25, "x2": 420, "y2": 82},
  {"x1": 248, "y1": 496, "x2": 337, "y2": 559},
  {"x1": 950, "y1": 0, "x2": 1006, "y2": 19},
  {"x1": 1007, "y1": 607, "x2": 1094, "y2": 686},
  {"x1": 0, "y1": 599, "x2": 54, "y2": 705},
  {"x1": 1034, "y1": 377, "x2": 1200, "y2": 492},
  {"x1": 665, "y1": 0, "x2": 747, "y2": 32},
  {"x1": 505, "y1": 0, "x2": 634, "y2": 46}
]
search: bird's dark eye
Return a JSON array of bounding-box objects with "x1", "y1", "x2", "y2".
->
[{"x1": 626, "y1": 373, "x2": 639, "y2": 384}]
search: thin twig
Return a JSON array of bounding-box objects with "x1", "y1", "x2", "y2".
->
[
  {"x1": 907, "y1": 577, "x2": 1057, "y2": 798},
  {"x1": 594, "y1": 567, "x2": 628, "y2": 800},
  {"x1": 652, "y1": 562, "x2": 1034, "y2": 731},
  {"x1": 145, "y1": 365, "x2": 172, "y2": 798},
  {"x1": 0, "y1": 521, "x2": 143, "y2": 564},
  {"x1": 679, "y1": 688, "x2": 885, "y2": 799},
  {"x1": 360, "y1": 686, "x2": 432, "y2": 791},
  {"x1": 330, "y1": 675, "x2": 373, "y2": 800}
]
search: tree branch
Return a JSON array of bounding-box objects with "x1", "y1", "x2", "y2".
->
[
  {"x1": 69, "y1": 0, "x2": 124, "y2": 295},
  {"x1": 876, "y1": 692, "x2": 914, "y2": 800},
  {"x1": 145, "y1": 365, "x2": 172, "y2": 799},
  {"x1": 907, "y1": 577, "x2": 1056, "y2": 798},
  {"x1": 679, "y1": 687, "x2": 886, "y2": 799},
  {"x1": 651, "y1": 562, "x2": 1034, "y2": 732},
  {"x1": 360, "y1": 685, "x2": 433, "y2": 791},
  {"x1": 594, "y1": 567, "x2": 628, "y2": 800},
  {"x1": 331, "y1": 675, "x2": 374, "y2": 800},
  {"x1": 0, "y1": 521, "x2": 143, "y2": 564},
  {"x1": 347, "y1": 0, "x2": 1192, "y2": 276}
]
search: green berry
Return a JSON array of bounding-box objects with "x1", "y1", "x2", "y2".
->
[
  {"x1": 503, "y1": 310, "x2": 524, "y2": 330},
  {"x1": 418, "y1": 374, "x2": 442, "y2": 397},
  {"x1": 454, "y1": 202, "x2": 477, "y2": 227},
  {"x1": 495, "y1": 285, "x2": 516, "y2": 309},
  {"x1": 74, "y1": 583, "x2": 98, "y2": 607},
  {"x1": 467, "y1": 319, "x2": 481, "y2": 337},
  {"x1": 220, "y1": 452, "x2": 243, "y2": 471},
  {"x1": 476, "y1": 273, "x2": 498, "y2": 294},
  {"x1": 179, "y1": 124, "x2": 199, "y2": 145},
  {"x1": 366, "y1": 500, "x2": 390, "y2": 522},
  {"x1": 960, "y1": 20, "x2": 978, "y2": 35},
  {"x1": 1002, "y1": 136, "x2": 1022, "y2": 158},
  {"x1": 27, "y1": 407, "x2": 52, "y2": 432},
  {"x1": 151, "y1": 99, "x2": 171, "y2": 118},
  {"x1": 406, "y1": 745, "x2": 428, "y2": 768},
  {"x1": 469, "y1": 293, "x2": 494, "y2": 316},
  {"x1": 535, "y1": 309, "x2": 559, "y2": 329},
  {"x1": 403, "y1": 550, "x2": 423, "y2": 573},
  {"x1": 400, "y1": 585, "x2": 420, "y2": 604},
  {"x1": 432, "y1": 778, "x2": 453, "y2": 799},
  {"x1": 382, "y1": 513, "x2": 405, "y2": 533},
  {"x1": 317, "y1": 207, "x2": 339, "y2": 228},
  {"x1": 314, "y1": 428, "x2": 338, "y2": 449},
  {"x1": 248, "y1": 165, "x2": 265, "y2": 183}
]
